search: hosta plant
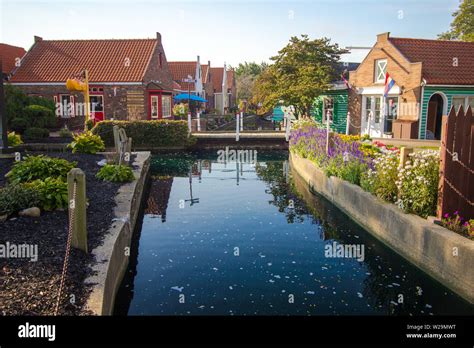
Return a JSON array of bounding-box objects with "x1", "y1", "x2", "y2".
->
[
  {"x1": 68, "y1": 131, "x2": 105, "y2": 154},
  {"x1": 96, "y1": 164, "x2": 135, "y2": 183}
]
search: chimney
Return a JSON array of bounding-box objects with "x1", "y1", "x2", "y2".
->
[
  {"x1": 34, "y1": 36, "x2": 43, "y2": 43},
  {"x1": 156, "y1": 32, "x2": 161, "y2": 44},
  {"x1": 377, "y1": 32, "x2": 390, "y2": 42},
  {"x1": 208, "y1": 60, "x2": 211, "y2": 68},
  {"x1": 197, "y1": 55, "x2": 200, "y2": 64}
]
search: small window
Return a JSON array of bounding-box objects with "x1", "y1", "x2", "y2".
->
[
  {"x1": 452, "y1": 97, "x2": 465, "y2": 112},
  {"x1": 151, "y1": 96, "x2": 159, "y2": 119},
  {"x1": 375, "y1": 59, "x2": 387, "y2": 83},
  {"x1": 468, "y1": 97, "x2": 474, "y2": 110},
  {"x1": 322, "y1": 97, "x2": 334, "y2": 122},
  {"x1": 162, "y1": 95, "x2": 172, "y2": 118}
]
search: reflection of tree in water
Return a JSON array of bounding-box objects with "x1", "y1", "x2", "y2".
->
[
  {"x1": 145, "y1": 176, "x2": 173, "y2": 222},
  {"x1": 150, "y1": 153, "x2": 196, "y2": 177},
  {"x1": 254, "y1": 161, "x2": 339, "y2": 240}
]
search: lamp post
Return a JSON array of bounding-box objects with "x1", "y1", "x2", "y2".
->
[{"x1": 0, "y1": 61, "x2": 9, "y2": 154}]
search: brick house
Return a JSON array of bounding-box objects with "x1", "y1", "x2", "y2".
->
[
  {"x1": 0, "y1": 43, "x2": 26, "y2": 80},
  {"x1": 348, "y1": 32, "x2": 474, "y2": 139},
  {"x1": 169, "y1": 57, "x2": 214, "y2": 110},
  {"x1": 210, "y1": 66, "x2": 236, "y2": 113},
  {"x1": 8, "y1": 33, "x2": 174, "y2": 128}
]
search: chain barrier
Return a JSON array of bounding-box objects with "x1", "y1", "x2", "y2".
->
[
  {"x1": 445, "y1": 147, "x2": 474, "y2": 175},
  {"x1": 54, "y1": 180, "x2": 77, "y2": 316}
]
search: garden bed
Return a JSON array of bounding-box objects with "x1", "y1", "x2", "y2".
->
[{"x1": 0, "y1": 152, "x2": 128, "y2": 315}]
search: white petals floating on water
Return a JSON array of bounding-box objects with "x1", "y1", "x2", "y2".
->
[
  {"x1": 274, "y1": 275, "x2": 281, "y2": 279},
  {"x1": 306, "y1": 291, "x2": 315, "y2": 295},
  {"x1": 357, "y1": 292, "x2": 363, "y2": 298},
  {"x1": 171, "y1": 286, "x2": 183, "y2": 292},
  {"x1": 212, "y1": 267, "x2": 218, "y2": 271}
]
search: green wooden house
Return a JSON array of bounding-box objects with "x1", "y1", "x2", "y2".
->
[{"x1": 311, "y1": 63, "x2": 359, "y2": 134}]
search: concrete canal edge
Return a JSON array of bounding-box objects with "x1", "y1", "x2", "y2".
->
[
  {"x1": 84, "y1": 151, "x2": 151, "y2": 315},
  {"x1": 290, "y1": 152, "x2": 474, "y2": 304}
]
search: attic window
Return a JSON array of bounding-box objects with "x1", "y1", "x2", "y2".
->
[{"x1": 375, "y1": 59, "x2": 387, "y2": 83}]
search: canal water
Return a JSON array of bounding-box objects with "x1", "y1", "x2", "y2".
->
[{"x1": 114, "y1": 151, "x2": 473, "y2": 316}]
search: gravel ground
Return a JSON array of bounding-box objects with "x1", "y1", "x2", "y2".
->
[{"x1": 0, "y1": 152, "x2": 124, "y2": 315}]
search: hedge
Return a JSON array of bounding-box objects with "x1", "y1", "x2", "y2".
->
[{"x1": 91, "y1": 120, "x2": 196, "y2": 148}]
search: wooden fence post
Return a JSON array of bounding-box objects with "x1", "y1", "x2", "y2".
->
[
  {"x1": 67, "y1": 168, "x2": 87, "y2": 253},
  {"x1": 399, "y1": 147, "x2": 413, "y2": 167},
  {"x1": 113, "y1": 125, "x2": 120, "y2": 153}
]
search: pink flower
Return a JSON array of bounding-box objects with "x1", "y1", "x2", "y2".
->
[{"x1": 444, "y1": 213, "x2": 449, "y2": 218}]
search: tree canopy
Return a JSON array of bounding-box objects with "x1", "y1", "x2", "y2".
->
[
  {"x1": 438, "y1": 0, "x2": 474, "y2": 41},
  {"x1": 252, "y1": 35, "x2": 347, "y2": 118}
]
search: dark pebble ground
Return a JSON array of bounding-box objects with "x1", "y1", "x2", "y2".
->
[{"x1": 0, "y1": 152, "x2": 126, "y2": 315}]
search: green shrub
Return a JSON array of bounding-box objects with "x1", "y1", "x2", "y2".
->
[
  {"x1": 68, "y1": 131, "x2": 105, "y2": 154},
  {"x1": 85, "y1": 119, "x2": 94, "y2": 131},
  {"x1": 23, "y1": 105, "x2": 56, "y2": 128},
  {"x1": 325, "y1": 156, "x2": 367, "y2": 186},
  {"x1": 396, "y1": 150, "x2": 439, "y2": 217},
  {"x1": 6, "y1": 155, "x2": 76, "y2": 184},
  {"x1": 28, "y1": 177, "x2": 68, "y2": 211},
  {"x1": 96, "y1": 164, "x2": 135, "y2": 183},
  {"x1": 7, "y1": 132, "x2": 23, "y2": 147},
  {"x1": 23, "y1": 127, "x2": 50, "y2": 139},
  {"x1": 10, "y1": 117, "x2": 29, "y2": 133},
  {"x1": 360, "y1": 151, "x2": 399, "y2": 202},
  {"x1": 59, "y1": 127, "x2": 72, "y2": 138},
  {"x1": 0, "y1": 183, "x2": 40, "y2": 215},
  {"x1": 92, "y1": 120, "x2": 196, "y2": 148}
]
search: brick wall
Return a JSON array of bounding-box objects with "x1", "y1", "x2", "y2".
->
[{"x1": 349, "y1": 33, "x2": 423, "y2": 131}]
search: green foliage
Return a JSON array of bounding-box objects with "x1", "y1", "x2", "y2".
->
[
  {"x1": 68, "y1": 131, "x2": 105, "y2": 154},
  {"x1": 92, "y1": 120, "x2": 196, "y2": 148},
  {"x1": 9, "y1": 118, "x2": 29, "y2": 133},
  {"x1": 7, "y1": 132, "x2": 23, "y2": 147},
  {"x1": 172, "y1": 103, "x2": 189, "y2": 117},
  {"x1": 360, "y1": 152, "x2": 399, "y2": 202},
  {"x1": 325, "y1": 157, "x2": 367, "y2": 186},
  {"x1": 0, "y1": 183, "x2": 40, "y2": 215},
  {"x1": 253, "y1": 35, "x2": 348, "y2": 118},
  {"x1": 359, "y1": 143, "x2": 381, "y2": 158},
  {"x1": 58, "y1": 127, "x2": 72, "y2": 138},
  {"x1": 96, "y1": 164, "x2": 134, "y2": 183},
  {"x1": 438, "y1": 0, "x2": 474, "y2": 42},
  {"x1": 5, "y1": 85, "x2": 56, "y2": 132},
  {"x1": 396, "y1": 150, "x2": 440, "y2": 217},
  {"x1": 6, "y1": 155, "x2": 76, "y2": 184},
  {"x1": 23, "y1": 105, "x2": 56, "y2": 128},
  {"x1": 85, "y1": 119, "x2": 94, "y2": 131},
  {"x1": 28, "y1": 177, "x2": 68, "y2": 211},
  {"x1": 23, "y1": 127, "x2": 50, "y2": 139}
]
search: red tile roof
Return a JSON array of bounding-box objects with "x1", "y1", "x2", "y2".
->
[
  {"x1": 389, "y1": 37, "x2": 474, "y2": 85},
  {"x1": 10, "y1": 38, "x2": 158, "y2": 82},
  {"x1": 168, "y1": 61, "x2": 198, "y2": 91},
  {"x1": 210, "y1": 67, "x2": 234, "y2": 93},
  {"x1": 0, "y1": 43, "x2": 26, "y2": 75}
]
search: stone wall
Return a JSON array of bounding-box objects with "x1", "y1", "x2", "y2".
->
[{"x1": 290, "y1": 152, "x2": 474, "y2": 304}]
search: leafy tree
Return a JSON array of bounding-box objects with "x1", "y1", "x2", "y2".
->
[
  {"x1": 253, "y1": 35, "x2": 347, "y2": 118},
  {"x1": 438, "y1": 0, "x2": 474, "y2": 41},
  {"x1": 235, "y1": 62, "x2": 269, "y2": 110}
]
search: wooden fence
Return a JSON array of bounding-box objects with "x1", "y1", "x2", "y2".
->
[{"x1": 437, "y1": 106, "x2": 474, "y2": 220}]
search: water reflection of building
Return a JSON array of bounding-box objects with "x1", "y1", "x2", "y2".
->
[{"x1": 145, "y1": 177, "x2": 174, "y2": 222}]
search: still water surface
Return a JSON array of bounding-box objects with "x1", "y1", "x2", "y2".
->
[{"x1": 115, "y1": 152, "x2": 473, "y2": 315}]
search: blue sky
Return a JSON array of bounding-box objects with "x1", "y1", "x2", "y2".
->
[{"x1": 0, "y1": 0, "x2": 459, "y2": 67}]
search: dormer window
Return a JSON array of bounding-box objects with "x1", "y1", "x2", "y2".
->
[{"x1": 375, "y1": 59, "x2": 387, "y2": 83}]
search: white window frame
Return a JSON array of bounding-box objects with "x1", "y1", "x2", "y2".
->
[
  {"x1": 162, "y1": 95, "x2": 172, "y2": 118},
  {"x1": 452, "y1": 95, "x2": 474, "y2": 112},
  {"x1": 375, "y1": 59, "x2": 387, "y2": 83},
  {"x1": 151, "y1": 96, "x2": 159, "y2": 119}
]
